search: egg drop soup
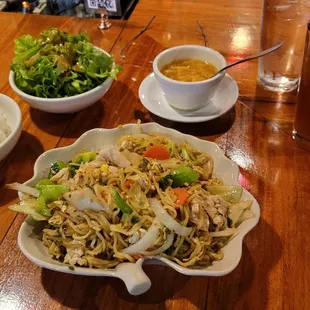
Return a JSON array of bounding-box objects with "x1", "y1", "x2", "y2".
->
[{"x1": 160, "y1": 59, "x2": 218, "y2": 82}]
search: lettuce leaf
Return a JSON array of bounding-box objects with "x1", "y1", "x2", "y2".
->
[
  {"x1": 13, "y1": 34, "x2": 41, "y2": 64},
  {"x1": 10, "y1": 28, "x2": 122, "y2": 98},
  {"x1": 14, "y1": 34, "x2": 40, "y2": 55}
]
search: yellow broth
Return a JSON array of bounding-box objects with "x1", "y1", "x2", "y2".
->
[{"x1": 160, "y1": 58, "x2": 218, "y2": 82}]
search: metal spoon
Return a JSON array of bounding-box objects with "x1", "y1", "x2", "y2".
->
[{"x1": 211, "y1": 41, "x2": 285, "y2": 78}]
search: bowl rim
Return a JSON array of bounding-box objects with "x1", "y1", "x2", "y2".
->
[
  {"x1": 153, "y1": 44, "x2": 227, "y2": 85},
  {"x1": 9, "y1": 47, "x2": 114, "y2": 103},
  {"x1": 0, "y1": 93, "x2": 22, "y2": 148}
]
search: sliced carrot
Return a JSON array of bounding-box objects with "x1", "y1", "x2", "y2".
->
[
  {"x1": 142, "y1": 145, "x2": 170, "y2": 160},
  {"x1": 173, "y1": 188, "x2": 189, "y2": 206},
  {"x1": 125, "y1": 179, "x2": 135, "y2": 189}
]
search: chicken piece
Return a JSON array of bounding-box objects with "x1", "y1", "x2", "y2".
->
[
  {"x1": 61, "y1": 179, "x2": 76, "y2": 191},
  {"x1": 158, "y1": 158, "x2": 182, "y2": 169},
  {"x1": 64, "y1": 247, "x2": 87, "y2": 266},
  {"x1": 97, "y1": 146, "x2": 131, "y2": 168},
  {"x1": 189, "y1": 203, "x2": 210, "y2": 231},
  {"x1": 121, "y1": 149, "x2": 142, "y2": 166},
  {"x1": 99, "y1": 164, "x2": 119, "y2": 184},
  {"x1": 109, "y1": 166, "x2": 119, "y2": 174},
  {"x1": 120, "y1": 140, "x2": 134, "y2": 151},
  {"x1": 73, "y1": 163, "x2": 101, "y2": 187},
  {"x1": 128, "y1": 228, "x2": 147, "y2": 244},
  {"x1": 50, "y1": 167, "x2": 70, "y2": 183},
  {"x1": 88, "y1": 161, "x2": 102, "y2": 168},
  {"x1": 64, "y1": 239, "x2": 88, "y2": 266},
  {"x1": 127, "y1": 175, "x2": 149, "y2": 191},
  {"x1": 203, "y1": 195, "x2": 227, "y2": 227},
  {"x1": 137, "y1": 177, "x2": 149, "y2": 190},
  {"x1": 189, "y1": 195, "x2": 228, "y2": 230}
]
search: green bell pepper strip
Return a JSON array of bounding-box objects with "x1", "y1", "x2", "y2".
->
[
  {"x1": 159, "y1": 166, "x2": 199, "y2": 188},
  {"x1": 72, "y1": 152, "x2": 97, "y2": 164},
  {"x1": 35, "y1": 194, "x2": 51, "y2": 217},
  {"x1": 35, "y1": 179, "x2": 55, "y2": 190},
  {"x1": 112, "y1": 190, "x2": 132, "y2": 214},
  {"x1": 39, "y1": 185, "x2": 70, "y2": 202}
]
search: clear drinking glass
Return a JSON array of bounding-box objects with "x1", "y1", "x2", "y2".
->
[
  {"x1": 292, "y1": 21, "x2": 310, "y2": 151},
  {"x1": 258, "y1": 0, "x2": 310, "y2": 93}
]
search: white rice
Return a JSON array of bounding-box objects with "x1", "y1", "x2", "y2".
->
[{"x1": 0, "y1": 112, "x2": 11, "y2": 144}]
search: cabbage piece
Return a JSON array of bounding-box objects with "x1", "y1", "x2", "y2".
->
[
  {"x1": 228, "y1": 200, "x2": 253, "y2": 226},
  {"x1": 9, "y1": 199, "x2": 48, "y2": 221},
  {"x1": 157, "y1": 158, "x2": 181, "y2": 169},
  {"x1": 207, "y1": 185, "x2": 243, "y2": 203},
  {"x1": 6, "y1": 182, "x2": 40, "y2": 197},
  {"x1": 237, "y1": 209, "x2": 255, "y2": 225}
]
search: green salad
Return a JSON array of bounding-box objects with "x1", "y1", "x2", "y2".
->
[{"x1": 11, "y1": 28, "x2": 122, "y2": 98}]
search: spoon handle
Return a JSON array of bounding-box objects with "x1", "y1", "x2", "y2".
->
[{"x1": 217, "y1": 41, "x2": 285, "y2": 74}]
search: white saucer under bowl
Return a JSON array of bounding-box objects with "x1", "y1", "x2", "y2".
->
[{"x1": 139, "y1": 73, "x2": 239, "y2": 123}]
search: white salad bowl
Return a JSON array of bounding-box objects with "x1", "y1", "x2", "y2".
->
[
  {"x1": 18, "y1": 123, "x2": 260, "y2": 295},
  {"x1": 0, "y1": 93, "x2": 22, "y2": 162},
  {"x1": 153, "y1": 45, "x2": 227, "y2": 111},
  {"x1": 9, "y1": 48, "x2": 114, "y2": 114}
]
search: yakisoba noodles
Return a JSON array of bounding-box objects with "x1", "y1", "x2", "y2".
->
[{"x1": 7, "y1": 133, "x2": 255, "y2": 269}]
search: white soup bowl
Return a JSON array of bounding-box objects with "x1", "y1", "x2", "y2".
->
[{"x1": 153, "y1": 45, "x2": 226, "y2": 111}]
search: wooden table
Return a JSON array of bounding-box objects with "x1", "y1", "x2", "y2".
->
[{"x1": 0, "y1": 0, "x2": 309, "y2": 309}]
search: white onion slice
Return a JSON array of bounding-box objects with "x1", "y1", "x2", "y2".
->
[
  {"x1": 209, "y1": 228, "x2": 237, "y2": 237},
  {"x1": 149, "y1": 198, "x2": 192, "y2": 237},
  {"x1": 122, "y1": 220, "x2": 161, "y2": 255},
  {"x1": 6, "y1": 182, "x2": 40, "y2": 197},
  {"x1": 63, "y1": 188, "x2": 104, "y2": 212},
  {"x1": 141, "y1": 231, "x2": 175, "y2": 256}
]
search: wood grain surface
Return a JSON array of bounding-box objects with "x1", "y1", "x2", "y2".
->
[{"x1": 0, "y1": 0, "x2": 309, "y2": 309}]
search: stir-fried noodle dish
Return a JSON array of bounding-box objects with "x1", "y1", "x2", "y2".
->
[{"x1": 7, "y1": 132, "x2": 255, "y2": 269}]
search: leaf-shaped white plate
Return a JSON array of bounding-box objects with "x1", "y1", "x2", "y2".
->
[{"x1": 18, "y1": 123, "x2": 260, "y2": 295}]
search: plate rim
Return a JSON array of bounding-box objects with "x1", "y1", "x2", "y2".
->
[
  {"x1": 138, "y1": 73, "x2": 239, "y2": 123},
  {"x1": 17, "y1": 123, "x2": 260, "y2": 283}
]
